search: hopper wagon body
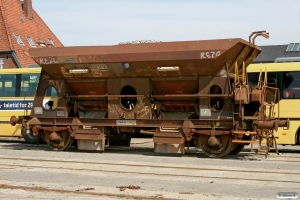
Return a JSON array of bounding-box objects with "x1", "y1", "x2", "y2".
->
[{"x1": 10, "y1": 37, "x2": 289, "y2": 158}]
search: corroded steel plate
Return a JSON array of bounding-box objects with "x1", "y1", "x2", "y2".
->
[{"x1": 29, "y1": 38, "x2": 261, "y2": 78}]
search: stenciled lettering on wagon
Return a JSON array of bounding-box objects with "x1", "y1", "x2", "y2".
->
[
  {"x1": 39, "y1": 57, "x2": 57, "y2": 65},
  {"x1": 91, "y1": 64, "x2": 109, "y2": 71},
  {"x1": 90, "y1": 70, "x2": 102, "y2": 77},
  {"x1": 136, "y1": 66, "x2": 154, "y2": 73},
  {"x1": 90, "y1": 64, "x2": 109, "y2": 77},
  {"x1": 200, "y1": 51, "x2": 221, "y2": 59}
]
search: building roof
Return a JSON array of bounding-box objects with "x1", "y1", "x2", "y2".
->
[
  {"x1": 0, "y1": 0, "x2": 63, "y2": 68},
  {"x1": 254, "y1": 44, "x2": 300, "y2": 63}
]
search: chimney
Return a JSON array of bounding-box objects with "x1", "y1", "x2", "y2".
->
[{"x1": 22, "y1": 0, "x2": 33, "y2": 19}]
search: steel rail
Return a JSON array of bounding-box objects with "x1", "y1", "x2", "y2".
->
[
  {"x1": 2, "y1": 163, "x2": 300, "y2": 184},
  {"x1": 1, "y1": 156, "x2": 300, "y2": 176}
]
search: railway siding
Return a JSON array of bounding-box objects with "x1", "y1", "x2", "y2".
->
[{"x1": 0, "y1": 138, "x2": 300, "y2": 199}]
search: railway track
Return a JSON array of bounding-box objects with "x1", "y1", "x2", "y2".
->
[
  {"x1": 1, "y1": 146, "x2": 299, "y2": 199},
  {"x1": 1, "y1": 143, "x2": 300, "y2": 163},
  {"x1": 1, "y1": 156, "x2": 300, "y2": 184},
  {"x1": 1, "y1": 137, "x2": 300, "y2": 154}
]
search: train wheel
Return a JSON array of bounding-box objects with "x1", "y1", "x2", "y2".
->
[
  {"x1": 229, "y1": 144, "x2": 245, "y2": 155},
  {"x1": 44, "y1": 130, "x2": 73, "y2": 151},
  {"x1": 22, "y1": 127, "x2": 40, "y2": 144},
  {"x1": 199, "y1": 134, "x2": 232, "y2": 158}
]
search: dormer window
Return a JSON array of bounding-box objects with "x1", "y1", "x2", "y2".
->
[{"x1": 26, "y1": 36, "x2": 36, "y2": 47}]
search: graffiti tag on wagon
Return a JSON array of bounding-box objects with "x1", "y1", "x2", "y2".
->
[
  {"x1": 39, "y1": 57, "x2": 57, "y2": 65},
  {"x1": 200, "y1": 51, "x2": 221, "y2": 59}
]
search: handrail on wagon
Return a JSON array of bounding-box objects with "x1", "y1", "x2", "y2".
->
[{"x1": 249, "y1": 30, "x2": 269, "y2": 47}]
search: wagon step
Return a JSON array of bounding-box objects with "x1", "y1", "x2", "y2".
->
[
  {"x1": 232, "y1": 140, "x2": 260, "y2": 144},
  {"x1": 243, "y1": 116, "x2": 258, "y2": 120},
  {"x1": 257, "y1": 146, "x2": 269, "y2": 152},
  {"x1": 233, "y1": 131, "x2": 257, "y2": 135}
]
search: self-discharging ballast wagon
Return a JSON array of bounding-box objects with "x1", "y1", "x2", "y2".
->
[{"x1": 10, "y1": 32, "x2": 289, "y2": 158}]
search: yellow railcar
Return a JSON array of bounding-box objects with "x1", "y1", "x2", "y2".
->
[
  {"x1": 0, "y1": 68, "x2": 41, "y2": 143},
  {"x1": 248, "y1": 62, "x2": 300, "y2": 145}
]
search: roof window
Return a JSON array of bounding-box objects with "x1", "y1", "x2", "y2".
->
[
  {"x1": 26, "y1": 36, "x2": 36, "y2": 47},
  {"x1": 48, "y1": 38, "x2": 54, "y2": 46},
  {"x1": 286, "y1": 43, "x2": 300, "y2": 52},
  {"x1": 14, "y1": 34, "x2": 24, "y2": 45},
  {"x1": 36, "y1": 39, "x2": 46, "y2": 47}
]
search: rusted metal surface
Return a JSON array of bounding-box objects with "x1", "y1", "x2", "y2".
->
[
  {"x1": 207, "y1": 136, "x2": 220, "y2": 146},
  {"x1": 26, "y1": 117, "x2": 235, "y2": 130},
  {"x1": 9, "y1": 35, "x2": 289, "y2": 157},
  {"x1": 278, "y1": 119, "x2": 290, "y2": 128},
  {"x1": 250, "y1": 89, "x2": 262, "y2": 103},
  {"x1": 74, "y1": 128, "x2": 104, "y2": 140},
  {"x1": 10, "y1": 116, "x2": 20, "y2": 126},
  {"x1": 43, "y1": 130, "x2": 73, "y2": 151},
  {"x1": 28, "y1": 38, "x2": 261, "y2": 81},
  {"x1": 199, "y1": 134, "x2": 232, "y2": 158},
  {"x1": 152, "y1": 132, "x2": 185, "y2": 145}
]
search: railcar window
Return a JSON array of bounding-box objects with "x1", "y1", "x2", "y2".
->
[
  {"x1": 0, "y1": 75, "x2": 16, "y2": 97},
  {"x1": 248, "y1": 72, "x2": 277, "y2": 88},
  {"x1": 282, "y1": 72, "x2": 300, "y2": 99},
  {"x1": 20, "y1": 74, "x2": 40, "y2": 97},
  {"x1": 248, "y1": 72, "x2": 260, "y2": 87}
]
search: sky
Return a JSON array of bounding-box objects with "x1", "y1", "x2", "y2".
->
[{"x1": 33, "y1": 0, "x2": 300, "y2": 47}]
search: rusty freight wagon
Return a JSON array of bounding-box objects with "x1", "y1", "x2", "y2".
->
[{"x1": 10, "y1": 32, "x2": 289, "y2": 158}]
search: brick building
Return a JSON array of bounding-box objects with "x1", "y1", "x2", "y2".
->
[{"x1": 0, "y1": 0, "x2": 63, "y2": 69}]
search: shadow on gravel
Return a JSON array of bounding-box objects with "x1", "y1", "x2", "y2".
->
[
  {"x1": 0, "y1": 139, "x2": 26, "y2": 144},
  {"x1": 65, "y1": 147, "x2": 265, "y2": 161},
  {"x1": 0, "y1": 143, "x2": 53, "y2": 151},
  {"x1": 2, "y1": 138, "x2": 299, "y2": 161},
  {"x1": 269, "y1": 149, "x2": 300, "y2": 154}
]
